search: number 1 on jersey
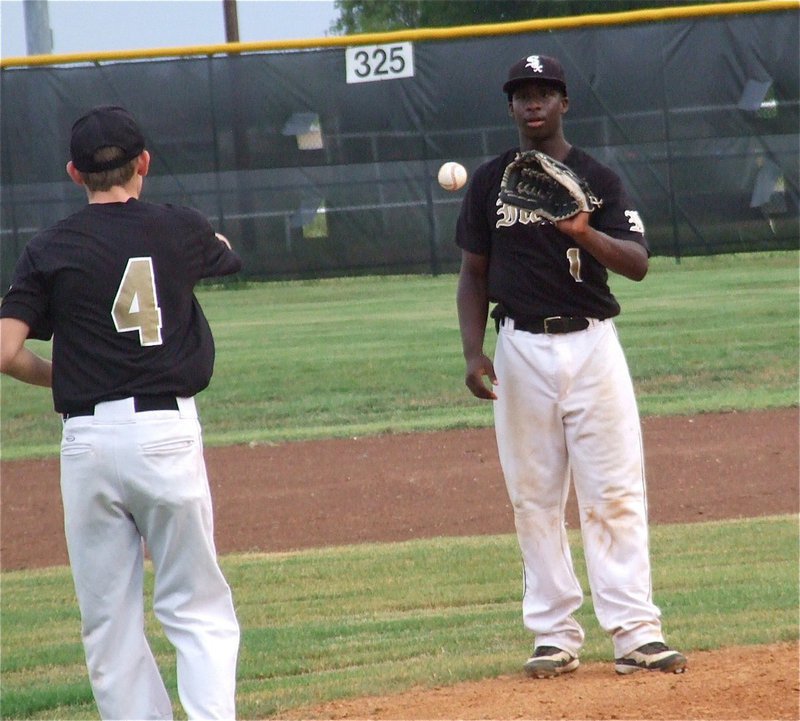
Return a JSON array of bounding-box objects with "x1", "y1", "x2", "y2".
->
[
  {"x1": 566, "y1": 247, "x2": 583, "y2": 283},
  {"x1": 112, "y1": 257, "x2": 163, "y2": 346}
]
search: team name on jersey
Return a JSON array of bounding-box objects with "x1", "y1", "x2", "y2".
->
[
  {"x1": 495, "y1": 199, "x2": 647, "y2": 234},
  {"x1": 495, "y1": 198, "x2": 548, "y2": 228}
]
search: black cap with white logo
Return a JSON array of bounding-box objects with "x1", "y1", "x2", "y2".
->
[{"x1": 503, "y1": 55, "x2": 567, "y2": 96}]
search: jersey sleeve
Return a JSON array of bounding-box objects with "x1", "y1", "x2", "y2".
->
[
  {"x1": 0, "y1": 245, "x2": 54, "y2": 340},
  {"x1": 201, "y1": 232, "x2": 243, "y2": 279},
  {"x1": 174, "y1": 207, "x2": 243, "y2": 280},
  {"x1": 455, "y1": 161, "x2": 496, "y2": 256},
  {"x1": 589, "y1": 168, "x2": 650, "y2": 253}
]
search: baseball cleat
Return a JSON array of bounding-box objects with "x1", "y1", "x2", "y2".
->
[
  {"x1": 524, "y1": 645, "x2": 580, "y2": 678},
  {"x1": 614, "y1": 642, "x2": 687, "y2": 675}
]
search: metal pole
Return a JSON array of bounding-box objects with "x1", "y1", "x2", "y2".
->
[
  {"x1": 659, "y1": 27, "x2": 682, "y2": 263},
  {"x1": 23, "y1": 0, "x2": 53, "y2": 55},
  {"x1": 223, "y1": 0, "x2": 240, "y2": 43}
]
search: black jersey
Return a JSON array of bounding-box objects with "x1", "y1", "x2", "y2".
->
[
  {"x1": 0, "y1": 199, "x2": 242, "y2": 412},
  {"x1": 455, "y1": 147, "x2": 649, "y2": 320}
]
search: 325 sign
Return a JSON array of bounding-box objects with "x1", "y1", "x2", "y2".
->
[{"x1": 345, "y1": 43, "x2": 415, "y2": 84}]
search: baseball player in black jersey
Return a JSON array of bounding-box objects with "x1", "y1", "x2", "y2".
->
[
  {"x1": 0, "y1": 106, "x2": 241, "y2": 718},
  {"x1": 455, "y1": 56, "x2": 686, "y2": 678}
]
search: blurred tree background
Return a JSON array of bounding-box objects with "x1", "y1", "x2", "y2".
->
[{"x1": 331, "y1": 0, "x2": 747, "y2": 34}]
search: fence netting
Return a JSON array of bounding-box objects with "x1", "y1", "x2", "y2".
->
[{"x1": 1, "y1": 7, "x2": 797, "y2": 286}]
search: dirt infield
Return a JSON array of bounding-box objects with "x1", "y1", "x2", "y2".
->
[
  {"x1": 3, "y1": 408, "x2": 796, "y2": 569},
  {"x1": 286, "y1": 642, "x2": 799, "y2": 720},
  {"x1": 1, "y1": 407, "x2": 798, "y2": 719}
]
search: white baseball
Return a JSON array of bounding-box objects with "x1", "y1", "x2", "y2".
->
[{"x1": 437, "y1": 161, "x2": 467, "y2": 191}]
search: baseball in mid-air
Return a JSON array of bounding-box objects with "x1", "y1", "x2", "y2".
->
[{"x1": 437, "y1": 161, "x2": 468, "y2": 191}]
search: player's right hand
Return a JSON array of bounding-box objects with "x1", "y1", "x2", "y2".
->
[{"x1": 465, "y1": 354, "x2": 498, "y2": 401}]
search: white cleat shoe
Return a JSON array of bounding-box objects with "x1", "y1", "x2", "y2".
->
[
  {"x1": 524, "y1": 646, "x2": 580, "y2": 678},
  {"x1": 615, "y1": 642, "x2": 687, "y2": 675}
]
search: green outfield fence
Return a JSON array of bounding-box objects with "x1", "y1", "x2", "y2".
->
[{"x1": 1, "y1": 1, "x2": 797, "y2": 287}]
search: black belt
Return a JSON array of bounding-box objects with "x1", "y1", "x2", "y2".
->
[
  {"x1": 502, "y1": 316, "x2": 590, "y2": 334},
  {"x1": 62, "y1": 395, "x2": 179, "y2": 420}
]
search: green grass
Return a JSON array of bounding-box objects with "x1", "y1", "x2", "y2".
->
[
  {"x1": 1, "y1": 515, "x2": 797, "y2": 720},
  {"x1": 1, "y1": 251, "x2": 797, "y2": 717},
  {"x1": 1, "y1": 251, "x2": 797, "y2": 460}
]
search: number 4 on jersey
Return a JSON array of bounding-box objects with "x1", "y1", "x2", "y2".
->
[{"x1": 111, "y1": 257, "x2": 163, "y2": 346}]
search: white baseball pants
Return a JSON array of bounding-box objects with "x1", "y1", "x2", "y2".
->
[
  {"x1": 60, "y1": 397, "x2": 240, "y2": 720},
  {"x1": 493, "y1": 318, "x2": 665, "y2": 658}
]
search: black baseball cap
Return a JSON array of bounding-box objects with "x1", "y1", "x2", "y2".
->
[
  {"x1": 503, "y1": 54, "x2": 567, "y2": 96},
  {"x1": 70, "y1": 105, "x2": 146, "y2": 173}
]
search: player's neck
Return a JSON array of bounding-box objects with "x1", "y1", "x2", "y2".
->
[
  {"x1": 86, "y1": 179, "x2": 142, "y2": 205},
  {"x1": 520, "y1": 136, "x2": 571, "y2": 162}
]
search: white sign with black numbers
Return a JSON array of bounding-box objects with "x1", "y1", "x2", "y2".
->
[{"x1": 345, "y1": 42, "x2": 414, "y2": 84}]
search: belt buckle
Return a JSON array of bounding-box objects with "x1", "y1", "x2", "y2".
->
[{"x1": 543, "y1": 316, "x2": 563, "y2": 334}]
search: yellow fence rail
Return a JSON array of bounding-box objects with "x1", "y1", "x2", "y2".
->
[{"x1": 2, "y1": 0, "x2": 797, "y2": 69}]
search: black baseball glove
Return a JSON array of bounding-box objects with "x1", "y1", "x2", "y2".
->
[{"x1": 499, "y1": 150, "x2": 602, "y2": 222}]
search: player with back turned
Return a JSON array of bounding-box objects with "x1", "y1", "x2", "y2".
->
[
  {"x1": 455, "y1": 55, "x2": 687, "y2": 677},
  {"x1": 0, "y1": 106, "x2": 241, "y2": 718}
]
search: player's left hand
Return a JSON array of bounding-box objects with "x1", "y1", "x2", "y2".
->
[{"x1": 498, "y1": 150, "x2": 601, "y2": 222}]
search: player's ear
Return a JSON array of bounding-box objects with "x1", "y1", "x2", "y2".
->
[
  {"x1": 66, "y1": 161, "x2": 85, "y2": 187},
  {"x1": 136, "y1": 150, "x2": 151, "y2": 177},
  {"x1": 561, "y1": 94, "x2": 570, "y2": 115}
]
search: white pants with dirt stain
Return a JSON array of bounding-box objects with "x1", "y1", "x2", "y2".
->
[
  {"x1": 493, "y1": 318, "x2": 666, "y2": 659},
  {"x1": 60, "y1": 396, "x2": 240, "y2": 720}
]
